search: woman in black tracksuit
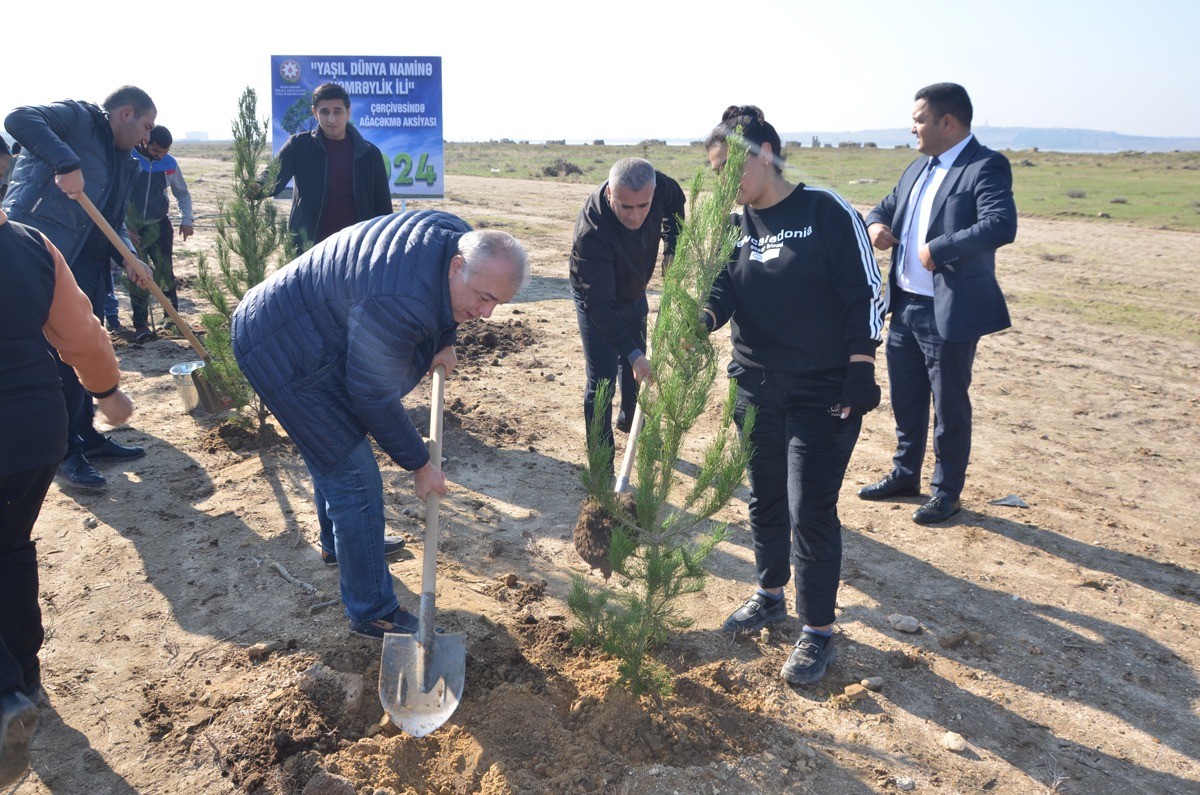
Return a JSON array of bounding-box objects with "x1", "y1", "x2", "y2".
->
[{"x1": 703, "y1": 106, "x2": 885, "y2": 685}]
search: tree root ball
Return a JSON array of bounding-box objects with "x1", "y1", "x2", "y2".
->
[{"x1": 572, "y1": 494, "x2": 636, "y2": 580}]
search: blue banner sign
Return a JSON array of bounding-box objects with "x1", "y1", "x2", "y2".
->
[{"x1": 270, "y1": 55, "x2": 444, "y2": 198}]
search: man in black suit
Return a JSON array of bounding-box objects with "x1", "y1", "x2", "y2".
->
[{"x1": 858, "y1": 83, "x2": 1017, "y2": 524}]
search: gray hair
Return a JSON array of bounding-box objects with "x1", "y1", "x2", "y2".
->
[
  {"x1": 458, "y1": 229, "x2": 531, "y2": 291},
  {"x1": 608, "y1": 158, "x2": 656, "y2": 192}
]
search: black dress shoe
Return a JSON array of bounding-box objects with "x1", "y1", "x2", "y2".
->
[
  {"x1": 913, "y1": 497, "x2": 961, "y2": 525},
  {"x1": 0, "y1": 690, "x2": 39, "y2": 787},
  {"x1": 83, "y1": 436, "x2": 145, "y2": 461},
  {"x1": 858, "y1": 474, "x2": 920, "y2": 501},
  {"x1": 58, "y1": 454, "x2": 106, "y2": 488}
]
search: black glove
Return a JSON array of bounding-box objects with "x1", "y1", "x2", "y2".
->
[{"x1": 837, "y1": 360, "x2": 881, "y2": 418}]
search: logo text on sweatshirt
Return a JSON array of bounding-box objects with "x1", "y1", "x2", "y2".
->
[{"x1": 739, "y1": 226, "x2": 813, "y2": 263}]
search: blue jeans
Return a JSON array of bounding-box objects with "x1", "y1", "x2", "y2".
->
[
  {"x1": 304, "y1": 437, "x2": 399, "y2": 623},
  {"x1": 733, "y1": 367, "x2": 861, "y2": 627},
  {"x1": 886, "y1": 293, "x2": 978, "y2": 501},
  {"x1": 104, "y1": 288, "x2": 119, "y2": 320},
  {"x1": 573, "y1": 292, "x2": 647, "y2": 470}
]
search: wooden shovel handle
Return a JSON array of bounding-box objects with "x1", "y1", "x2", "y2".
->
[
  {"x1": 614, "y1": 403, "x2": 644, "y2": 494},
  {"x1": 422, "y1": 366, "x2": 445, "y2": 599},
  {"x1": 74, "y1": 192, "x2": 211, "y2": 363}
]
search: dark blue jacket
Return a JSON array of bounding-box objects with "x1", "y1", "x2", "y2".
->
[
  {"x1": 231, "y1": 210, "x2": 464, "y2": 474},
  {"x1": 866, "y1": 137, "x2": 1016, "y2": 343},
  {"x1": 3, "y1": 100, "x2": 138, "y2": 265}
]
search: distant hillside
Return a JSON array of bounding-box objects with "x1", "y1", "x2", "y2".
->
[{"x1": 776, "y1": 126, "x2": 1200, "y2": 153}]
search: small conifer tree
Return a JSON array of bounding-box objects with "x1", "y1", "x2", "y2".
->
[
  {"x1": 569, "y1": 142, "x2": 754, "y2": 695},
  {"x1": 195, "y1": 87, "x2": 294, "y2": 426}
]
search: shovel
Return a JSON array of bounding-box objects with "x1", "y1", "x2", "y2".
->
[
  {"x1": 74, "y1": 192, "x2": 212, "y2": 363},
  {"x1": 378, "y1": 365, "x2": 466, "y2": 737},
  {"x1": 613, "y1": 403, "x2": 644, "y2": 494}
]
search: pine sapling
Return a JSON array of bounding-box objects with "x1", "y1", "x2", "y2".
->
[
  {"x1": 195, "y1": 87, "x2": 295, "y2": 426},
  {"x1": 569, "y1": 142, "x2": 754, "y2": 695}
]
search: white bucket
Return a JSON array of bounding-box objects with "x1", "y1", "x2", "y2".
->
[{"x1": 170, "y1": 361, "x2": 205, "y2": 412}]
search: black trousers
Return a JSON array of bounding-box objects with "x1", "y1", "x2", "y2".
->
[
  {"x1": 129, "y1": 217, "x2": 178, "y2": 327},
  {"x1": 573, "y1": 291, "x2": 647, "y2": 472},
  {"x1": 59, "y1": 250, "x2": 110, "y2": 457},
  {"x1": 0, "y1": 463, "x2": 56, "y2": 696},
  {"x1": 733, "y1": 368, "x2": 860, "y2": 627}
]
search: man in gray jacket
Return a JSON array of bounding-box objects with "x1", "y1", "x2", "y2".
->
[{"x1": 231, "y1": 211, "x2": 528, "y2": 639}]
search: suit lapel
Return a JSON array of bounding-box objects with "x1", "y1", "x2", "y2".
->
[{"x1": 927, "y1": 137, "x2": 980, "y2": 232}]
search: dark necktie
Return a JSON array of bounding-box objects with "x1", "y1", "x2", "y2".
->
[{"x1": 898, "y1": 156, "x2": 940, "y2": 280}]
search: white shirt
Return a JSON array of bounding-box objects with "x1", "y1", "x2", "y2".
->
[{"x1": 897, "y1": 133, "x2": 974, "y2": 296}]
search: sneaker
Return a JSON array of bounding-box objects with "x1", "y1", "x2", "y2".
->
[
  {"x1": 57, "y1": 454, "x2": 106, "y2": 488},
  {"x1": 349, "y1": 607, "x2": 420, "y2": 639},
  {"x1": 83, "y1": 436, "x2": 145, "y2": 461},
  {"x1": 133, "y1": 326, "x2": 155, "y2": 342},
  {"x1": 321, "y1": 535, "x2": 406, "y2": 566},
  {"x1": 0, "y1": 690, "x2": 39, "y2": 787},
  {"x1": 780, "y1": 632, "x2": 837, "y2": 685},
  {"x1": 722, "y1": 591, "x2": 788, "y2": 635}
]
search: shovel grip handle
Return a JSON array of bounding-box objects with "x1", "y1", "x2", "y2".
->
[{"x1": 74, "y1": 192, "x2": 211, "y2": 363}]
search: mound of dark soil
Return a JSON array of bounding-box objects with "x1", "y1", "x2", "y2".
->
[{"x1": 457, "y1": 319, "x2": 538, "y2": 366}]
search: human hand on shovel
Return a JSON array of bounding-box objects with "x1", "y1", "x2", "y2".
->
[
  {"x1": 414, "y1": 461, "x2": 447, "y2": 502},
  {"x1": 56, "y1": 172, "x2": 154, "y2": 287}
]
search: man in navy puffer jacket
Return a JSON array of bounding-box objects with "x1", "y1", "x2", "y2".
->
[{"x1": 231, "y1": 210, "x2": 528, "y2": 638}]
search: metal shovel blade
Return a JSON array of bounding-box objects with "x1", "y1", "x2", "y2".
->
[
  {"x1": 377, "y1": 365, "x2": 465, "y2": 737},
  {"x1": 379, "y1": 628, "x2": 466, "y2": 738}
]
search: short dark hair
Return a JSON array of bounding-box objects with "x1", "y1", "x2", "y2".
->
[
  {"x1": 149, "y1": 125, "x2": 173, "y2": 148},
  {"x1": 704, "y1": 105, "x2": 785, "y2": 174},
  {"x1": 102, "y1": 85, "x2": 156, "y2": 117},
  {"x1": 915, "y1": 83, "x2": 973, "y2": 128},
  {"x1": 312, "y1": 82, "x2": 350, "y2": 109},
  {"x1": 609, "y1": 158, "x2": 656, "y2": 192}
]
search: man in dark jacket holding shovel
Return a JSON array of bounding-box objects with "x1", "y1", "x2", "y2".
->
[
  {"x1": 570, "y1": 157, "x2": 684, "y2": 472},
  {"x1": 231, "y1": 210, "x2": 529, "y2": 638},
  {"x1": 3, "y1": 86, "x2": 156, "y2": 488}
]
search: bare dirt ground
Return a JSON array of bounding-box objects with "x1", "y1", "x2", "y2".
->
[{"x1": 10, "y1": 162, "x2": 1199, "y2": 795}]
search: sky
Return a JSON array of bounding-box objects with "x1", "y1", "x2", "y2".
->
[{"x1": 5, "y1": 0, "x2": 1196, "y2": 142}]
